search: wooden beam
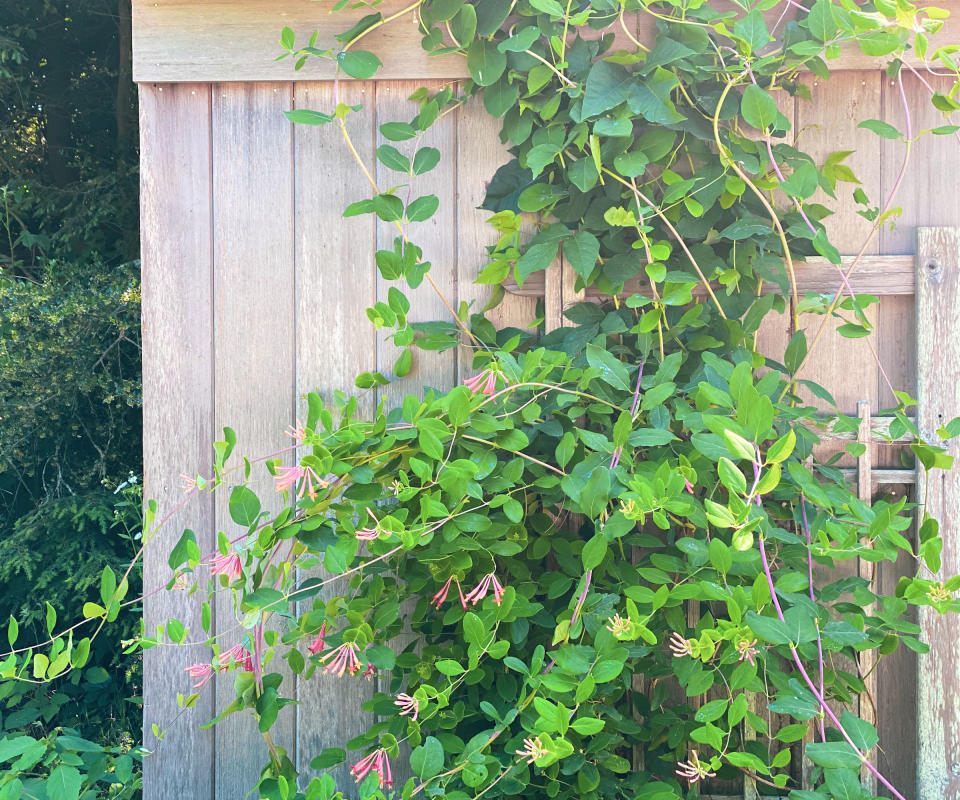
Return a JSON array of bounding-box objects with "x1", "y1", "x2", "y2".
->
[
  {"x1": 132, "y1": 0, "x2": 960, "y2": 83},
  {"x1": 503, "y1": 255, "x2": 916, "y2": 306},
  {"x1": 916, "y1": 227, "x2": 960, "y2": 800}
]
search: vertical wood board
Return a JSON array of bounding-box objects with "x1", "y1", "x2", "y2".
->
[
  {"x1": 915, "y1": 228, "x2": 960, "y2": 800},
  {"x1": 212, "y1": 81, "x2": 298, "y2": 799},
  {"x1": 140, "y1": 82, "x2": 216, "y2": 800},
  {"x1": 293, "y1": 80, "x2": 379, "y2": 792}
]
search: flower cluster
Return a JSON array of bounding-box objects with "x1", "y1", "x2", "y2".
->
[{"x1": 183, "y1": 644, "x2": 254, "y2": 689}]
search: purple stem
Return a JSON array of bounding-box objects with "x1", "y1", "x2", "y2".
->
[
  {"x1": 799, "y1": 495, "x2": 827, "y2": 742},
  {"x1": 610, "y1": 361, "x2": 646, "y2": 469},
  {"x1": 757, "y1": 536, "x2": 906, "y2": 800},
  {"x1": 571, "y1": 570, "x2": 592, "y2": 627}
]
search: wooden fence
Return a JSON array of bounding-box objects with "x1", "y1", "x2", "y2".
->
[{"x1": 137, "y1": 2, "x2": 960, "y2": 798}]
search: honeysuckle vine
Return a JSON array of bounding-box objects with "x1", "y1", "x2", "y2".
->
[{"x1": 5, "y1": 2, "x2": 960, "y2": 800}]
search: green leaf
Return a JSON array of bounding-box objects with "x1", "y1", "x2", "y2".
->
[
  {"x1": 784, "y1": 330, "x2": 807, "y2": 373},
  {"x1": 499, "y1": 26, "x2": 540, "y2": 53},
  {"x1": 407, "y1": 195, "x2": 440, "y2": 222},
  {"x1": 463, "y1": 612, "x2": 485, "y2": 645},
  {"x1": 380, "y1": 122, "x2": 418, "y2": 141},
  {"x1": 585, "y1": 344, "x2": 630, "y2": 391},
  {"x1": 229, "y1": 485, "x2": 261, "y2": 526},
  {"x1": 806, "y1": 0, "x2": 838, "y2": 42},
  {"x1": 840, "y1": 710, "x2": 878, "y2": 750},
  {"x1": 564, "y1": 231, "x2": 600, "y2": 280},
  {"x1": 413, "y1": 147, "x2": 442, "y2": 175},
  {"x1": 582, "y1": 61, "x2": 634, "y2": 118},
  {"x1": 582, "y1": 533, "x2": 607, "y2": 570},
  {"x1": 823, "y1": 767, "x2": 869, "y2": 800},
  {"x1": 377, "y1": 144, "x2": 410, "y2": 173},
  {"x1": 805, "y1": 741, "x2": 861, "y2": 769},
  {"x1": 570, "y1": 717, "x2": 605, "y2": 735},
  {"x1": 46, "y1": 765, "x2": 82, "y2": 800},
  {"x1": 734, "y1": 9, "x2": 771, "y2": 54},
  {"x1": 695, "y1": 698, "x2": 728, "y2": 723},
  {"x1": 858, "y1": 119, "x2": 902, "y2": 140},
  {"x1": 336, "y1": 50, "x2": 382, "y2": 79},
  {"x1": 284, "y1": 109, "x2": 334, "y2": 126},
  {"x1": 410, "y1": 736, "x2": 445, "y2": 780},
  {"x1": 310, "y1": 748, "x2": 346, "y2": 770},
  {"x1": 568, "y1": 158, "x2": 599, "y2": 192},
  {"x1": 169, "y1": 528, "x2": 201, "y2": 569},
  {"x1": 529, "y1": 0, "x2": 565, "y2": 16},
  {"x1": 436, "y1": 659, "x2": 466, "y2": 675},
  {"x1": 467, "y1": 39, "x2": 506, "y2": 86},
  {"x1": 741, "y1": 85, "x2": 779, "y2": 131}
]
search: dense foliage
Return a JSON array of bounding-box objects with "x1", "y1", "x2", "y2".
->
[{"x1": 1, "y1": 1, "x2": 143, "y2": 796}]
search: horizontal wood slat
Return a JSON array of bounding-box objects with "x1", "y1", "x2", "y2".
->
[
  {"x1": 506, "y1": 255, "x2": 916, "y2": 304},
  {"x1": 132, "y1": 0, "x2": 960, "y2": 82}
]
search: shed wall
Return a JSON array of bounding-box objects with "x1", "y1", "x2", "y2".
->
[{"x1": 140, "y1": 60, "x2": 954, "y2": 800}]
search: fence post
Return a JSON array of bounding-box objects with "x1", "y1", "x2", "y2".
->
[{"x1": 915, "y1": 227, "x2": 960, "y2": 800}]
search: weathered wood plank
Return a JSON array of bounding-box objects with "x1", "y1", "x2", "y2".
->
[
  {"x1": 456, "y1": 96, "x2": 537, "y2": 379},
  {"x1": 212, "y1": 81, "x2": 297, "y2": 800},
  {"x1": 293, "y1": 80, "x2": 378, "y2": 793},
  {"x1": 140, "y1": 82, "x2": 216, "y2": 800},
  {"x1": 133, "y1": 0, "x2": 466, "y2": 83},
  {"x1": 504, "y1": 254, "x2": 917, "y2": 302},
  {"x1": 916, "y1": 227, "x2": 960, "y2": 800},
  {"x1": 133, "y1": 0, "x2": 960, "y2": 83}
]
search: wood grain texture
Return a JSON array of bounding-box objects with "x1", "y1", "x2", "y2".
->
[
  {"x1": 133, "y1": 0, "x2": 960, "y2": 82},
  {"x1": 293, "y1": 81, "x2": 378, "y2": 793},
  {"x1": 915, "y1": 228, "x2": 960, "y2": 800},
  {"x1": 212, "y1": 82, "x2": 297, "y2": 800},
  {"x1": 140, "y1": 82, "x2": 216, "y2": 800},
  {"x1": 133, "y1": 0, "x2": 466, "y2": 83}
]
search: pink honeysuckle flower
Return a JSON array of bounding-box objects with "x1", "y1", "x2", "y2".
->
[
  {"x1": 218, "y1": 644, "x2": 254, "y2": 672},
  {"x1": 395, "y1": 693, "x2": 419, "y2": 721},
  {"x1": 184, "y1": 662, "x2": 214, "y2": 689},
  {"x1": 684, "y1": 478, "x2": 695, "y2": 494},
  {"x1": 362, "y1": 662, "x2": 377, "y2": 680},
  {"x1": 285, "y1": 420, "x2": 307, "y2": 443},
  {"x1": 735, "y1": 638, "x2": 759, "y2": 666},
  {"x1": 351, "y1": 747, "x2": 393, "y2": 788},
  {"x1": 668, "y1": 631, "x2": 694, "y2": 659},
  {"x1": 463, "y1": 572, "x2": 505, "y2": 606},
  {"x1": 355, "y1": 527, "x2": 380, "y2": 541},
  {"x1": 307, "y1": 622, "x2": 327, "y2": 656},
  {"x1": 273, "y1": 464, "x2": 328, "y2": 501},
  {"x1": 675, "y1": 751, "x2": 716, "y2": 783},
  {"x1": 515, "y1": 736, "x2": 548, "y2": 765},
  {"x1": 209, "y1": 550, "x2": 242, "y2": 583},
  {"x1": 180, "y1": 473, "x2": 197, "y2": 493},
  {"x1": 431, "y1": 576, "x2": 466, "y2": 609},
  {"x1": 319, "y1": 641, "x2": 362, "y2": 677},
  {"x1": 463, "y1": 368, "x2": 498, "y2": 397}
]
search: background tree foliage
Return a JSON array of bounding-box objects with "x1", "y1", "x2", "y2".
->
[{"x1": 0, "y1": 0, "x2": 143, "y2": 791}]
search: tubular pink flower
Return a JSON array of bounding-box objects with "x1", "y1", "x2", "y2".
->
[
  {"x1": 457, "y1": 578, "x2": 468, "y2": 610},
  {"x1": 675, "y1": 751, "x2": 716, "y2": 783},
  {"x1": 395, "y1": 693, "x2": 419, "y2": 721},
  {"x1": 355, "y1": 527, "x2": 379, "y2": 541},
  {"x1": 273, "y1": 464, "x2": 328, "y2": 501},
  {"x1": 180, "y1": 473, "x2": 197, "y2": 493},
  {"x1": 218, "y1": 644, "x2": 254, "y2": 672},
  {"x1": 515, "y1": 736, "x2": 548, "y2": 764},
  {"x1": 668, "y1": 631, "x2": 694, "y2": 659},
  {"x1": 319, "y1": 642, "x2": 362, "y2": 677},
  {"x1": 351, "y1": 748, "x2": 392, "y2": 788},
  {"x1": 362, "y1": 662, "x2": 377, "y2": 680},
  {"x1": 307, "y1": 622, "x2": 327, "y2": 656},
  {"x1": 464, "y1": 573, "x2": 505, "y2": 606},
  {"x1": 285, "y1": 420, "x2": 307, "y2": 442},
  {"x1": 184, "y1": 662, "x2": 213, "y2": 689},
  {"x1": 210, "y1": 550, "x2": 242, "y2": 583},
  {"x1": 431, "y1": 576, "x2": 453, "y2": 608},
  {"x1": 463, "y1": 368, "x2": 499, "y2": 396}
]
